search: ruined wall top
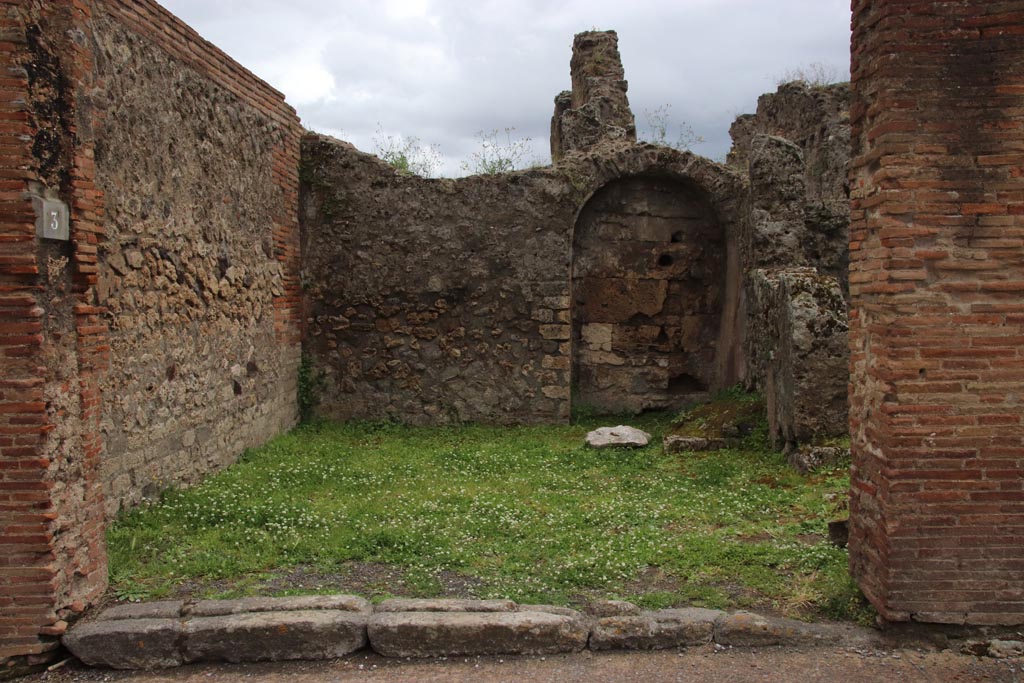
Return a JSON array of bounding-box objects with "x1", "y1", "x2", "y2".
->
[
  {"x1": 726, "y1": 81, "x2": 850, "y2": 210},
  {"x1": 550, "y1": 31, "x2": 636, "y2": 161}
]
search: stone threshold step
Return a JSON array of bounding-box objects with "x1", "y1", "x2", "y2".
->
[{"x1": 63, "y1": 596, "x2": 880, "y2": 670}]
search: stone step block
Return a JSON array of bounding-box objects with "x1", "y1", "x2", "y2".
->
[
  {"x1": 183, "y1": 610, "x2": 368, "y2": 663},
  {"x1": 583, "y1": 600, "x2": 641, "y2": 617},
  {"x1": 713, "y1": 611, "x2": 876, "y2": 647},
  {"x1": 368, "y1": 610, "x2": 588, "y2": 657},
  {"x1": 522, "y1": 604, "x2": 592, "y2": 634},
  {"x1": 190, "y1": 594, "x2": 371, "y2": 617},
  {"x1": 63, "y1": 618, "x2": 183, "y2": 669},
  {"x1": 374, "y1": 598, "x2": 517, "y2": 613},
  {"x1": 95, "y1": 601, "x2": 184, "y2": 621},
  {"x1": 590, "y1": 608, "x2": 721, "y2": 650}
]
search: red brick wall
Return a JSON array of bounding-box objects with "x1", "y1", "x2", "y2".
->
[
  {"x1": 0, "y1": 0, "x2": 106, "y2": 664},
  {"x1": 0, "y1": 7, "x2": 53, "y2": 656},
  {"x1": 849, "y1": 0, "x2": 1024, "y2": 625},
  {"x1": 0, "y1": 0, "x2": 302, "y2": 664}
]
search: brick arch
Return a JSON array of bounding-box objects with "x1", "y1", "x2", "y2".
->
[{"x1": 562, "y1": 143, "x2": 747, "y2": 220}]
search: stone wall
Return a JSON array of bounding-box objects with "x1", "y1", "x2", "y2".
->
[
  {"x1": 728, "y1": 81, "x2": 850, "y2": 208},
  {"x1": 297, "y1": 31, "x2": 749, "y2": 426},
  {"x1": 551, "y1": 31, "x2": 636, "y2": 162},
  {"x1": 300, "y1": 136, "x2": 576, "y2": 425},
  {"x1": 89, "y1": 2, "x2": 303, "y2": 515},
  {"x1": 0, "y1": 0, "x2": 302, "y2": 666},
  {"x1": 728, "y1": 83, "x2": 852, "y2": 450},
  {"x1": 848, "y1": 0, "x2": 1024, "y2": 625},
  {"x1": 746, "y1": 268, "x2": 848, "y2": 452},
  {"x1": 301, "y1": 135, "x2": 747, "y2": 424},
  {"x1": 0, "y1": 2, "x2": 108, "y2": 666},
  {"x1": 728, "y1": 82, "x2": 850, "y2": 288}
]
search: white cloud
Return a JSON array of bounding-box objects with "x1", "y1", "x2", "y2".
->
[{"x1": 159, "y1": 0, "x2": 851, "y2": 175}]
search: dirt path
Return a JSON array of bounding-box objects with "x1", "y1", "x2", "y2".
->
[{"x1": 26, "y1": 646, "x2": 1021, "y2": 683}]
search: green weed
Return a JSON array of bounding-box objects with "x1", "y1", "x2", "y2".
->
[
  {"x1": 296, "y1": 353, "x2": 325, "y2": 424},
  {"x1": 460, "y1": 128, "x2": 532, "y2": 175},
  {"x1": 372, "y1": 125, "x2": 442, "y2": 178},
  {"x1": 639, "y1": 104, "x2": 705, "y2": 151}
]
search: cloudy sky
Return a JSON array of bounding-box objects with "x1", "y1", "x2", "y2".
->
[{"x1": 160, "y1": 0, "x2": 851, "y2": 176}]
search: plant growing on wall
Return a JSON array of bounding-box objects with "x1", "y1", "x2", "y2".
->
[
  {"x1": 639, "y1": 104, "x2": 704, "y2": 151},
  {"x1": 373, "y1": 125, "x2": 442, "y2": 178},
  {"x1": 297, "y1": 353, "x2": 325, "y2": 424},
  {"x1": 460, "y1": 127, "x2": 532, "y2": 175}
]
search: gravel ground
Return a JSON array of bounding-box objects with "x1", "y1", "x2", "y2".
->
[{"x1": 21, "y1": 646, "x2": 1022, "y2": 683}]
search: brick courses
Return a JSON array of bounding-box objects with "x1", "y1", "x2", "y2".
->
[
  {"x1": 0, "y1": 0, "x2": 302, "y2": 665},
  {"x1": 848, "y1": 0, "x2": 1024, "y2": 625}
]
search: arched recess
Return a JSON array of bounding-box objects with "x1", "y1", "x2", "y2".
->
[{"x1": 571, "y1": 174, "x2": 727, "y2": 414}]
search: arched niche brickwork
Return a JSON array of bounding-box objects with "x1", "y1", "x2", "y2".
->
[
  {"x1": 571, "y1": 174, "x2": 725, "y2": 412},
  {"x1": 560, "y1": 144, "x2": 748, "y2": 405}
]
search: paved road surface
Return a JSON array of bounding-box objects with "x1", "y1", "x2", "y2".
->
[{"x1": 24, "y1": 646, "x2": 1022, "y2": 683}]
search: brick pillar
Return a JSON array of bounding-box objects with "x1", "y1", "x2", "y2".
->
[
  {"x1": 0, "y1": 1, "x2": 108, "y2": 666},
  {"x1": 0, "y1": 8, "x2": 54, "y2": 659},
  {"x1": 849, "y1": 1, "x2": 1024, "y2": 624}
]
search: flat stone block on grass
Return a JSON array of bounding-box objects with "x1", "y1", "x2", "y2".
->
[
  {"x1": 368, "y1": 611, "x2": 588, "y2": 657},
  {"x1": 590, "y1": 608, "x2": 721, "y2": 650},
  {"x1": 374, "y1": 598, "x2": 517, "y2": 613},
  {"x1": 63, "y1": 618, "x2": 183, "y2": 669},
  {"x1": 183, "y1": 610, "x2": 368, "y2": 663},
  {"x1": 190, "y1": 594, "x2": 371, "y2": 617},
  {"x1": 585, "y1": 426, "x2": 651, "y2": 449}
]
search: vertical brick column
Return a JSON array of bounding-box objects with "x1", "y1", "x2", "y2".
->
[
  {"x1": 0, "y1": 3, "x2": 55, "y2": 661},
  {"x1": 0, "y1": 0, "x2": 108, "y2": 665},
  {"x1": 849, "y1": 1, "x2": 1024, "y2": 624}
]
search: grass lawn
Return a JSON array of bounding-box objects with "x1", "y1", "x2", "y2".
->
[{"x1": 107, "y1": 402, "x2": 872, "y2": 623}]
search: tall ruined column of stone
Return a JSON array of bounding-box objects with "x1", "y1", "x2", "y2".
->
[
  {"x1": 550, "y1": 31, "x2": 636, "y2": 162},
  {"x1": 848, "y1": 0, "x2": 1024, "y2": 625}
]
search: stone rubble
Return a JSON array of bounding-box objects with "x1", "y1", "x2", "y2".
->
[
  {"x1": 663, "y1": 435, "x2": 729, "y2": 453},
  {"x1": 789, "y1": 445, "x2": 850, "y2": 474}
]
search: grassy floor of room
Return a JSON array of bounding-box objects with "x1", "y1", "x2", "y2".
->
[{"x1": 106, "y1": 402, "x2": 872, "y2": 624}]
